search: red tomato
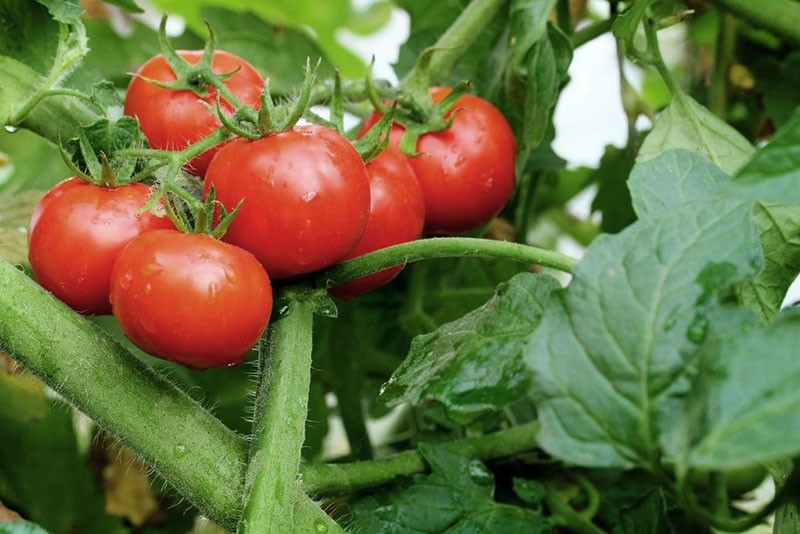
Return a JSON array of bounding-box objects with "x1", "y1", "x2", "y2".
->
[
  {"x1": 109, "y1": 230, "x2": 272, "y2": 370},
  {"x1": 204, "y1": 125, "x2": 371, "y2": 280},
  {"x1": 329, "y1": 147, "x2": 425, "y2": 300},
  {"x1": 28, "y1": 178, "x2": 174, "y2": 315},
  {"x1": 359, "y1": 88, "x2": 516, "y2": 235},
  {"x1": 124, "y1": 50, "x2": 263, "y2": 177}
]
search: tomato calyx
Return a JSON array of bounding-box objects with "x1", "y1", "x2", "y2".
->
[{"x1": 163, "y1": 184, "x2": 241, "y2": 240}]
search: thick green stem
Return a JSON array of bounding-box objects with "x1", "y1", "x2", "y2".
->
[
  {"x1": 708, "y1": 13, "x2": 737, "y2": 119},
  {"x1": 316, "y1": 237, "x2": 577, "y2": 288},
  {"x1": 300, "y1": 422, "x2": 539, "y2": 494},
  {"x1": 545, "y1": 486, "x2": 606, "y2": 534},
  {"x1": 556, "y1": 0, "x2": 573, "y2": 34},
  {"x1": 707, "y1": 0, "x2": 800, "y2": 44},
  {"x1": 292, "y1": 489, "x2": 346, "y2": 534},
  {"x1": 571, "y1": 18, "x2": 615, "y2": 48},
  {"x1": 403, "y1": 0, "x2": 510, "y2": 85},
  {"x1": 0, "y1": 260, "x2": 246, "y2": 529},
  {"x1": 238, "y1": 297, "x2": 315, "y2": 533}
]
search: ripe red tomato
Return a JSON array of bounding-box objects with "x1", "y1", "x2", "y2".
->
[
  {"x1": 124, "y1": 50, "x2": 263, "y2": 177},
  {"x1": 204, "y1": 125, "x2": 371, "y2": 280},
  {"x1": 329, "y1": 147, "x2": 425, "y2": 300},
  {"x1": 28, "y1": 178, "x2": 174, "y2": 315},
  {"x1": 359, "y1": 88, "x2": 516, "y2": 235},
  {"x1": 109, "y1": 230, "x2": 272, "y2": 370}
]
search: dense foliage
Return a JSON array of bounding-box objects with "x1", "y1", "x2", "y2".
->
[{"x1": 1, "y1": 0, "x2": 800, "y2": 532}]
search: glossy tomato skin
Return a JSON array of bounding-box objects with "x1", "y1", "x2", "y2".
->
[
  {"x1": 360, "y1": 88, "x2": 516, "y2": 235},
  {"x1": 330, "y1": 147, "x2": 425, "y2": 300},
  {"x1": 124, "y1": 50, "x2": 263, "y2": 177},
  {"x1": 205, "y1": 125, "x2": 371, "y2": 280},
  {"x1": 28, "y1": 178, "x2": 175, "y2": 315},
  {"x1": 110, "y1": 230, "x2": 272, "y2": 370}
]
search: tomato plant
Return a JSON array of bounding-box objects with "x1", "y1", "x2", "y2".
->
[
  {"x1": 4, "y1": 1, "x2": 800, "y2": 533},
  {"x1": 124, "y1": 50, "x2": 263, "y2": 177},
  {"x1": 204, "y1": 125, "x2": 371, "y2": 279},
  {"x1": 329, "y1": 146, "x2": 425, "y2": 299},
  {"x1": 359, "y1": 88, "x2": 516, "y2": 235},
  {"x1": 109, "y1": 230, "x2": 272, "y2": 370},
  {"x1": 28, "y1": 178, "x2": 174, "y2": 315}
]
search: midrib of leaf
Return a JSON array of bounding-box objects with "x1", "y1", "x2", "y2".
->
[{"x1": 674, "y1": 90, "x2": 723, "y2": 169}]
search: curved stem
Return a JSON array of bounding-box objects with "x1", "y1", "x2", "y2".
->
[
  {"x1": 238, "y1": 296, "x2": 315, "y2": 533},
  {"x1": 707, "y1": 0, "x2": 800, "y2": 44},
  {"x1": 571, "y1": 18, "x2": 615, "y2": 48},
  {"x1": 300, "y1": 422, "x2": 539, "y2": 494},
  {"x1": 403, "y1": 0, "x2": 511, "y2": 85},
  {"x1": 316, "y1": 237, "x2": 577, "y2": 288},
  {"x1": 544, "y1": 486, "x2": 606, "y2": 534}
]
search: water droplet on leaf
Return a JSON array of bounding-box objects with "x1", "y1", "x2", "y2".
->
[
  {"x1": 687, "y1": 314, "x2": 709, "y2": 344},
  {"x1": 3, "y1": 125, "x2": 17, "y2": 133}
]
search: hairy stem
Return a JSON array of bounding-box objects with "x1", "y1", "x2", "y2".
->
[
  {"x1": 300, "y1": 422, "x2": 539, "y2": 493},
  {"x1": 707, "y1": 0, "x2": 800, "y2": 44},
  {"x1": 404, "y1": 0, "x2": 511, "y2": 85},
  {"x1": 316, "y1": 237, "x2": 577, "y2": 288},
  {"x1": 238, "y1": 296, "x2": 315, "y2": 533}
]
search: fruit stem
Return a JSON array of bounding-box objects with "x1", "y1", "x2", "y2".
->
[{"x1": 316, "y1": 237, "x2": 578, "y2": 288}]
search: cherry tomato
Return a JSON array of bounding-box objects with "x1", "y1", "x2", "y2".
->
[
  {"x1": 28, "y1": 178, "x2": 174, "y2": 315},
  {"x1": 109, "y1": 230, "x2": 272, "y2": 370},
  {"x1": 329, "y1": 147, "x2": 425, "y2": 300},
  {"x1": 204, "y1": 125, "x2": 371, "y2": 280},
  {"x1": 360, "y1": 88, "x2": 516, "y2": 235},
  {"x1": 124, "y1": 50, "x2": 263, "y2": 177}
]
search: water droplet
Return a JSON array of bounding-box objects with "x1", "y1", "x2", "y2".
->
[
  {"x1": 314, "y1": 519, "x2": 328, "y2": 533},
  {"x1": 226, "y1": 359, "x2": 242, "y2": 368},
  {"x1": 208, "y1": 280, "x2": 220, "y2": 299},
  {"x1": 302, "y1": 191, "x2": 318, "y2": 202},
  {"x1": 314, "y1": 300, "x2": 338, "y2": 318},
  {"x1": 224, "y1": 267, "x2": 238, "y2": 283},
  {"x1": 16, "y1": 226, "x2": 27, "y2": 235},
  {"x1": 3, "y1": 125, "x2": 17, "y2": 133},
  {"x1": 143, "y1": 282, "x2": 152, "y2": 294},
  {"x1": 174, "y1": 444, "x2": 188, "y2": 458},
  {"x1": 687, "y1": 314, "x2": 709, "y2": 344},
  {"x1": 141, "y1": 261, "x2": 163, "y2": 276},
  {"x1": 118, "y1": 271, "x2": 133, "y2": 289},
  {"x1": 467, "y1": 460, "x2": 493, "y2": 485}
]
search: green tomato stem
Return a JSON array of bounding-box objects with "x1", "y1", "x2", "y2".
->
[
  {"x1": 708, "y1": 0, "x2": 800, "y2": 44},
  {"x1": 316, "y1": 237, "x2": 577, "y2": 288},
  {"x1": 403, "y1": 0, "x2": 511, "y2": 85},
  {"x1": 238, "y1": 296, "x2": 315, "y2": 533},
  {"x1": 544, "y1": 485, "x2": 606, "y2": 534},
  {"x1": 571, "y1": 17, "x2": 615, "y2": 48},
  {"x1": 300, "y1": 421, "x2": 539, "y2": 493},
  {"x1": 292, "y1": 488, "x2": 346, "y2": 534}
]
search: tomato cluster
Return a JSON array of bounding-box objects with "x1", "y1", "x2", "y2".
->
[{"x1": 27, "y1": 49, "x2": 517, "y2": 370}]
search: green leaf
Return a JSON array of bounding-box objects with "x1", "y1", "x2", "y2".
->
[
  {"x1": 629, "y1": 149, "x2": 800, "y2": 323},
  {"x1": 590, "y1": 145, "x2": 637, "y2": 233},
  {"x1": 380, "y1": 273, "x2": 560, "y2": 425},
  {"x1": 0, "y1": 190, "x2": 44, "y2": 266},
  {"x1": 683, "y1": 309, "x2": 800, "y2": 470},
  {"x1": 526, "y1": 192, "x2": 762, "y2": 467},
  {"x1": 103, "y1": 0, "x2": 144, "y2": 13},
  {"x1": 0, "y1": 520, "x2": 51, "y2": 534},
  {"x1": 0, "y1": 129, "x2": 71, "y2": 194},
  {"x1": 32, "y1": 0, "x2": 83, "y2": 24},
  {"x1": 0, "y1": 390, "x2": 125, "y2": 533},
  {"x1": 612, "y1": 0, "x2": 658, "y2": 52},
  {"x1": 348, "y1": 443, "x2": 551, "y2": 533},
  {"x1": 638, "y1": 96, "x2": 755, "y2": 175},
  {"x1": 0, "y1": 1, "x2": 61, "y2": 75},
  {"x1": 729, "y1": 107, "x2": 800, "y2": 203}
]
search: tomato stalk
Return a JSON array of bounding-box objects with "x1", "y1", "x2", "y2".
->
[
  {"x1": 707, "y1": 0, "x2": 800, "y2": 44},
  {"x1": 300, "y1": 421, "x2": 539, "y2": 493},
  {"x1": 238, "y1": 292, "x2": 316, "y2": 533},
  {"x1": 316, "y1": 237, "x2": 577, "y2": 288}
]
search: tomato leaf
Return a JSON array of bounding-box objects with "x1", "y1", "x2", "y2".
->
[
  {"x1": 380, "y1": 272, "x2": 560, "y2": 425},
  {"x1": 32, "y1": 0, "x2": 83, "y2": 24},
  {"x1": 590, "y1": 145, "x2": 637, "y2": 233},
  {"x1": 526, "y1": 153, "x2": 762, "y2": 467},
  {"x1": 102, "y1": 0, "x2": 144, "y2": 13},
  {"x1": 728, "y1": 107, "x2": 800, "y2": 202},
  {"x1": 348, "y1": 444, "x2": 551, "y2": 533},
  {"x1": 630, "y1": 149, "x2": 800, "y2": 323},
  {"x1": 678, "y1": 309, "x2": 800, "y2": 470},
  {"x1": 638, "y1": 96, "x2": 754, "y2": 175}
]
